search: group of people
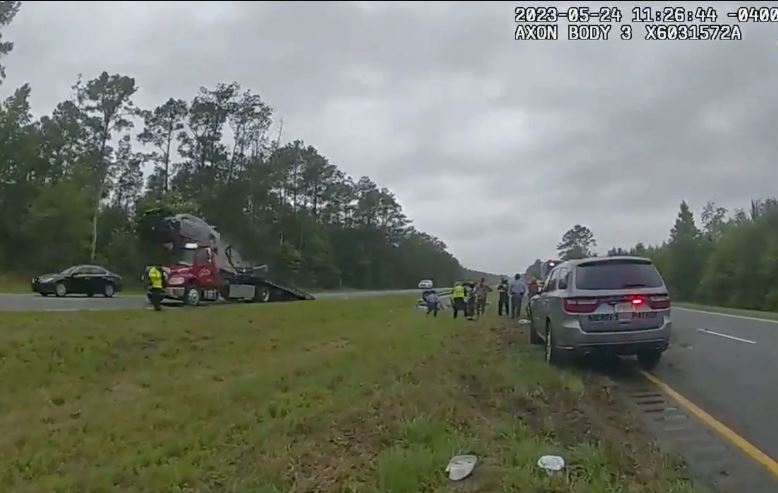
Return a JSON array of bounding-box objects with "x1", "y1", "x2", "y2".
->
[
  {"x1": 422, "y1": 273, "x2": 541, "y2": 321},
  {"x1": 448, "y1": 278, "x2": 493, "y2": 320},
  {"x1": 498, "y1": 274, "x2": 540, "y2": 319}
]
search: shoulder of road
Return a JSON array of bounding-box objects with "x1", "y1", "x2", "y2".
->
[{"x1": 675, "y1": 302, "x2": 778, "y2": 323}]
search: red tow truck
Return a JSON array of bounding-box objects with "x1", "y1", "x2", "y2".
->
[{"x1": 139, "y1": 209, "x2": 314, "y2": 305}]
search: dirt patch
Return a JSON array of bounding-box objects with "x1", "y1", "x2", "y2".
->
[{"x1": 110, "y1": 383, "x2": 145, "y2": 402}]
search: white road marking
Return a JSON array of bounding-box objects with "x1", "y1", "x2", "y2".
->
[
  {"x1": 674, "y1": 306, "x2": 778, "y2": 325},
  {"x1": 697, "y1": 328, "x2": 756, "y2": 344}
]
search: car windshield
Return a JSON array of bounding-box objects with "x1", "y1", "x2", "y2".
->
[
  {"x1": 60, "y1": 266, "x2": 79, "y2": 275},
  {"x1": 173, "y1": 249, "x2": 196, "y2": 266},
  {"x1": 575, "y1": 260, "x2": 664, "y2": 290}
]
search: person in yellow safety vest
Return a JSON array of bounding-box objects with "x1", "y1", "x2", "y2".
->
[
  {"x1": 147, "y1": 266, "x2": 164, "y2": 311},
  {"x1": 451, "y1": 282, "x2": 466, "y2": 319}
]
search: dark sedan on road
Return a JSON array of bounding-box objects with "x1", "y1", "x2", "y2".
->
[{"x1": 32, "y1": 265, "x2": 123, "y2": 298}]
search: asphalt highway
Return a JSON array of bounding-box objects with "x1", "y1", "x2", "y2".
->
[
  {"x1": 659, "y1": 307, "x2": 778, "y2": 463},
  {"x1": 0, "y1": 289, "x2": 421, "y2": 311}
]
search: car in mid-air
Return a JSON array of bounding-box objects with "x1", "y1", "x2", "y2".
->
[
  {"x1": 32, "y1": 265, "x2": 123, "y2": 298},
  {"x1": 528, "y1": 256, "x2": 671, "y2": 369},
  {"x1": 418, "y1": 279, "x2": 434, "y2": 289}
]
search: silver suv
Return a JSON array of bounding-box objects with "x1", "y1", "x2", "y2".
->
[{"x1": 528, "y1": 256, "x2": 671, "y2": 368}]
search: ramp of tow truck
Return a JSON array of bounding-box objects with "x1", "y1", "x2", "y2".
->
[{"x1": 264, "y1": 280, "x2": 315, "y2": 301}]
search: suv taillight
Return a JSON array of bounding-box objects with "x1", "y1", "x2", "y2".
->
[
  {"x1": 648, "y1": 294, "x2": 671, "y2": 309},
  {"x1": 564, "y1": 298, "x2": 600, "y2": 313}
]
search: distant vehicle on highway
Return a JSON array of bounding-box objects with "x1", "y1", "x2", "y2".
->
[
  {"x1": 528, "y1": 256, "x2": 671, "y2": 369},
  {"x1": 418, "y1": 279, "x2": 434, "y2": 289},
  {"x1": 32, "y1": 265, "x2": 123, "y2": 298}
]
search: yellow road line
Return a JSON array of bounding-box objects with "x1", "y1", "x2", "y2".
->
[{"x1": 640, "y1": 370, "x2": 778, "y2": 481}]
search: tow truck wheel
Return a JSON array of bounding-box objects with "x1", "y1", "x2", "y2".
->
[
  {"x1": 254, "y1": 285, "x2": 270, "y2": 303},
  {"x1": 184, "y1": 285, "x2": 201, "y2": 306}
]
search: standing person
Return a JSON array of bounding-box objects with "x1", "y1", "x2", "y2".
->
[
  {"x1": 475, "y1": 278, "x2": 492, "y2": 319},
  {"x1": 465, "y1": 282, "x2": 477, "y2": 320},
  {"x1": 526, "y1": 278, "x2": 539, "y2": 317},
  {"x1": 497, "y1": 278, "x2": 509, "y2": 316},
  {"x1": 425, "y1": 290, "x2": 441, "y2": 317},
  {"x1": 451, "y1": 282, "x2": 466, "y2": 319},
  {"x1": 146, "y1": 265, "x2": 165, "y2": 311},
  {"x1": 509, "y1": 273, "x2": 526, "y2": 319}
]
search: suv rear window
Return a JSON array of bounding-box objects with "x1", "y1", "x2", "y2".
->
[{"x1": 574, "y1": 260, "x2": 664, "y2": 290}]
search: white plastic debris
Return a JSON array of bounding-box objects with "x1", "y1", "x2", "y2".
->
[
  {"x1": 518, "y1": 318, "x2": 530, "y2": 324},
  {"x1": 445, "y1": 454, "x2": 477, "y2": 481},
  {"x1": 537, "y1": 455, "x2": 565, "y2": 474}
]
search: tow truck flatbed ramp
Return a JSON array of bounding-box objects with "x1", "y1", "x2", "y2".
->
[{"x1": 263, "y1": 280, "x2": 315, "y2": 301}]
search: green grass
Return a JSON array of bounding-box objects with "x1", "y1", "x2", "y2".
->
[
  {"x1": 0, "y1": 273, "x2": 32, "y2": 293},
  {"x1": 0, "y1": 296, "x2": 703, "y2": 492},
  {"x1": 676, "y1": 302, "x2": 778, "y2": 321}
]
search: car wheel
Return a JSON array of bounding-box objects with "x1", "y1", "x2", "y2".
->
[
  {"x1": 55, "y1": 282, "x2": 67, "y2": 297},
  {"x1": 184, "y1": 285, "x2": 201, "y2": 306},
  {"x1": 529, "y1": 319, "x2": 543, "y2": 345},
  {"x1": 103, "y1": 283, "x2": 115, "y2": 298},
  {"x1": 637, "y1": 351, "x2": 662, "y2": 370}
]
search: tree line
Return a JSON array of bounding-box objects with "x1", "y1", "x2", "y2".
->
[
  {"x1": 528, "y1": 199, "x2": 778, "y2": 312},
  {"x1": 0, "y1": 3, "x2": 463, "y2": 289}
]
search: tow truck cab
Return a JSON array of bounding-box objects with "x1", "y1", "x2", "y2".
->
[
  {"x1": 138, "y1": 209, "x2": 313, "y2": 305},
  {"x1": 162, "y1": 242, "x2": 270, "y2": 305},
  {"x1": 162, "y1": 243, "x2": 218, "y2": 303}
]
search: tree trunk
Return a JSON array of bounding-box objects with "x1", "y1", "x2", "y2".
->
[
  {"x1": 90, "y1": 120, "x2": 110, "y2": 262},
  {"x1": 163, "y1": 123, "x2": 173, "y2": 196},
  {"x1": 90, "y1": 191, "x2": 100, "y2": 261}
]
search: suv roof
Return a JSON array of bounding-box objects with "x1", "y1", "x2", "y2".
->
[{"x1": 557, "y1": 256, "x2": 652, "y2": 267}]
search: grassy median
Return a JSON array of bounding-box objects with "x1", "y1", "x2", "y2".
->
[
  {"x1": 0, "y1": 274, "x2": 29, "y2": 293},
  {"x1": 0, "y1": 297, "x2": 702, "y2": 492}
]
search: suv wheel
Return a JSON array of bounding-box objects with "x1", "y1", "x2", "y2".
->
[{"x1": 638, "y1": 351, "x2": 662, "y2": 370}]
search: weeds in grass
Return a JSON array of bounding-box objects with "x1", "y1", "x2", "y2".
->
[{"x1": 0, "y1": 297, "x2": 702, "y2": 492}]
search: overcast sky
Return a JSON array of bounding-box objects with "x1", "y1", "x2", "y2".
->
[{"x1": 2, "y1": 1, "x2": 777, "y2": 274}]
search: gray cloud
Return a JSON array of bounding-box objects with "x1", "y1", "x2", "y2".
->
[{"x1": 3, "y1": 1, "x2": 777, "y2": 273}]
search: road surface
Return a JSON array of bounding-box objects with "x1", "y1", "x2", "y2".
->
[
  {"x1": 659, "y1": 306, "x2": 778, "y2": 464},
  {"x1": 0, "y1": 289, "x2": 421, "y2": 311}
]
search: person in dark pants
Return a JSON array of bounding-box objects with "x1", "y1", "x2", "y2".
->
[
  {"x1": 509, "y1": 273, "x2": 526, "y2": 319},
  {"x1": 465, "y1": 282, "x2": 476, "y2": 320},
  {"x1": 497, "y1": 278, "x2": 509, "y2": 316},
  {"x1": 526, "y1": 278, "x2": 539, "y2": 317},
  {"x1": 146, "y1": 266, "x2": 165, "y2": 311},
  {"x1": 451, "y1": 282, "x2": 466, "y2": 319}
]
